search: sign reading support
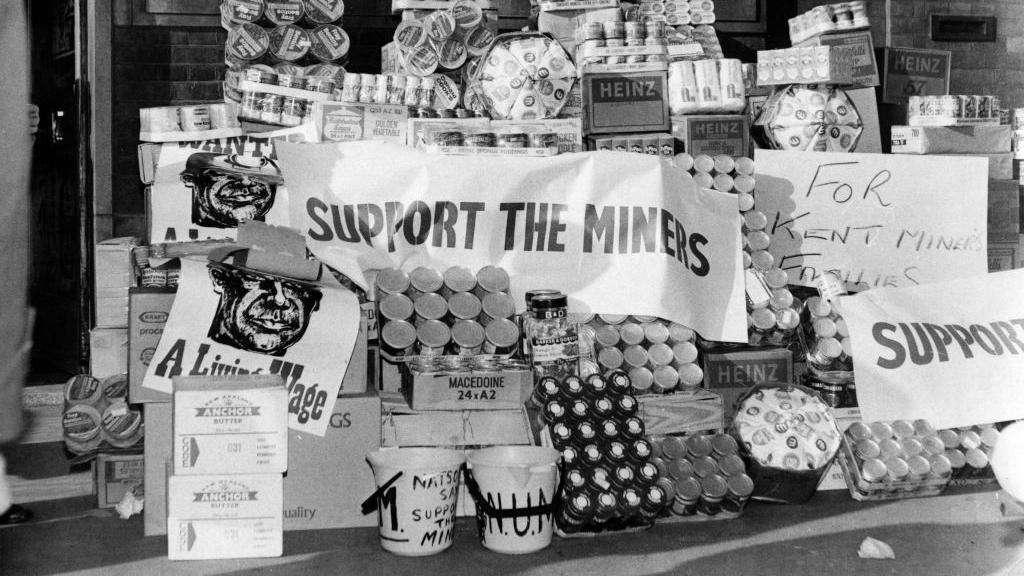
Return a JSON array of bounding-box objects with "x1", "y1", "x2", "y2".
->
[
  {"x1": 754, "y1": 149, "x2": 988, "y2": 289},
  {"x1": 883, "y1": 47, "x2": 952, "y2": 104},
  {"x1": 842, "y1": 268, "x2": 1024, "y2": 428}
]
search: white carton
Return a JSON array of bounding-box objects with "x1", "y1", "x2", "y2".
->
[
  {"x1": 172, "y1": 375, "x2": 288, "y2": 475},
  {"x1": 167, "y1": 473, "x2": 282, "y2": 560}
]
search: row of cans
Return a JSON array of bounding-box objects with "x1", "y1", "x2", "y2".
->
[
  {"x1": 239, "y1": 65, "x2": 342, "y2": 126},
  {"x1": 908, "y1": 95, "x2": 1002, "y2": 121},
  {"x1": 589, "y1": 133, "x2": 675, "y2": 157},
  {"x1": 756, "y1": 46, "x2": 840, "y2": 86},
  {"x1": 586, "y1": 320, "x2": 703, "y2": 395},
  {"x1": 221, "y1": 0, "x2": 344, "y2": 29},
  {"x1": 424, "y1": 127, "x2": 559, "y2": 149},
  {"x1": 62, "y1": 374, "x2": 144, "y2": 454},
  {"x1": 788, "y1": 1, "x2": 869, "y2": 45},
  {"x1": 226, "y1": 22, "x2": 350, "y2": 65},
  {"x1": 140, "y1": 103, "x2": 240, "y2": 135},
  {"x1": 801, "y1": 274, "x2": 854, "y2": 379},
  {"x1": 637, "y1": 2, "x2": 717, "y2": 27},
  {"x1": 582, "y1": 19, "x2": 667, "y2": 42},
  {"x1": 675, "y1": 153, "x2": 756, "y2": 196},
  {"x1": 140, "y1": 266, "x2": 181, "y2": 289},
  {"x1": 938, "y1": 423, "x2": 1001, "y2": 480},
  {"x1": 667, "y1": 58, "x2": 746, "y2": 115},
  {"x1": 339, "y1": 73, "x2": 437, "y2": 108},
  {"x1": 652, "y1": 434, "x2": 755, "y2": 518}
]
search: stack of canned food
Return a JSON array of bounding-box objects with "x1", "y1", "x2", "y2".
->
[
  {"x1": 62, "y1": 374, "x2": 144, "y2": 455},
  {"x1": 339, "y1": 72, "x2": 435, "y2": 108},
  {"x1": 238, "y1": 65, "x2": 339, "y2": 126},
  {"x1": 937, "y1": 423, "x2": 1002, "y2": 483},
  {"x1": 651, "y1": 433, "x2": 755, "y2": 519},
  {"x1": 838, "y1": 419, "x2": 953, "y2": 501},
  {"x1": 221, "y1": 0, "x2": 349, "y2": 107},
  {"x1": 578, "y1": 19, "x2": 668, "y2": 67},
  {"x1": 376, "y1": 265, "x2": 520, "y2": 359},
  {"x1": 139, "y1": 103, "x2": 241, "y2": 137},
  {"x1": 907, "y1": 95, "x2": 1002, "y2": 126},
  {"x1": 582, "y1": 315, "x2": 702, "y2": 396},
  {"x1": 667, "y1": 58, "x2": 746, "y2": 114},
  {"x1": 391, "y1": 0, "x2": 494, "y2": 76},
  {"x1": 800, "y1": 271, "x2": 853, "y2": 382},
  {"x1": 673, "y1": 155, "x2": 802, "y2": 348},
  {"x1": 788, "y1": 1, "x2": 869, "y2": 44},
  {"x1": 530, "y1": 371, "x2": 672, "y2": 533},
  {"x1": 637, "y1": 0, "x2": 717, "y2": 26}
]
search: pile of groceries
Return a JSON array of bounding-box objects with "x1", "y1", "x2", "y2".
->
[{"x1": 82, "y1": 0, "x2": 1024, "y2": 564}]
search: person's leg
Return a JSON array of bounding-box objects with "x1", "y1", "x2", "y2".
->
[{"x1": 0, "y1": 452, "x2": 32, "y2": 525}]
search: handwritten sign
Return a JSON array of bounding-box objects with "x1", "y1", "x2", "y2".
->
[
  {"x1": 883, "y1": 47, "x2": 951, "y2": 104},
  {"x1": 754, "y1": 150, "x2": 988, "y2": 289},
  {"x1": 842, "y1": 268, "x2": 1024, "y2": 428}
]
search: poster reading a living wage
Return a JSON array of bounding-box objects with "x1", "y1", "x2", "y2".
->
[
  {"x1": 843, "y1": 268, "x2": 1024, "y2": 428},
  {"x1": 149, "y1": 126, "x2": 316, "y2": 243},
  {"x1": 755, "y1": 150, "x2": 988, "y2": 289},
  {"x1": 276, "y1": 140, "x2": 748, "y2": 343},
  {"x1": 141, "y1": 258, "x2": 361, "y2": 436}
]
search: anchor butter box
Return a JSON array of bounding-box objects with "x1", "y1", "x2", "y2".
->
[
  {"x1": 167, "y1": 473, "x2": 283, "y2": 560},
  {"x1": 172, "y1": 375, "x2": 288, "y2": 475}
]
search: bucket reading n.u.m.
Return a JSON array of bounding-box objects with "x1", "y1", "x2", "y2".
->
[{"x1": 365, "y1": 448, "x2": 465, "y2": 557}]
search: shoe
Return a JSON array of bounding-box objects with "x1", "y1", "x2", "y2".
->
[{"x1": 0, "y1": 504, "x2": 32, "y2": 525}]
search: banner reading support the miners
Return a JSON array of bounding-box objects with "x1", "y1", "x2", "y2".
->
[
  {"x1": 842, "y1": 268, "x2": 1024, "y2": 429},
  {"x1": 276, "y1": 141, "x2": 747, "y2": 342}
]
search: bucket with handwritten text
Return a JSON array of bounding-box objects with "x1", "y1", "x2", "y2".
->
[
  {"x1": 465, "y1": 446, "x2": 560, "y2": 554},
  {"x1": 365, "y1": 448, "x2": 465, "y2": 556}
]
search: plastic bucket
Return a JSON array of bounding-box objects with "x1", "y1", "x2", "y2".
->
[
  {"x1": 466, "y1": 446, "x2": 560, "y2": 554},
  {"x1": 365, "y1": 448, "x2": 465, "y2": 556}
]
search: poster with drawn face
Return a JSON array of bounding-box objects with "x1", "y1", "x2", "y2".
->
[{"x1": 142, "y1": 258, "x2": 360, "y2": 436}]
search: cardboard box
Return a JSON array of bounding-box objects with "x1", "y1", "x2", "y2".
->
[
  {"x1": 401, "y1": 367, "x2": 530, "y2": 411},
  {"x1": 817, "y1": 407, "x2": 862, "y2": 491},
  {"x1": 637, "y1": 390, "x2": 724, "y2": 436},
  {"x1": 581, "y1": 71, "x2": 670, "y2": 134},
  {"x1": 702, "y1": 348, "x2": 793, "y2": 425},
  {"x1": 381, "y1": 394, "x2": 533, "y2": 448},
  {"x1": 891, "y1": 125, "x2": 1011, "y2": 155},
  {"x1": 671, "y1": 115, "x2": 749, "y2": 157},
  {"x1": 989, "y1": 240, "x2": 1021, "y2": 272},
  {"x1": 989, "y1": 180, "x2": 1022, "y2": 243},
  {"x1": 144, "y1": 401, "x2": 172, "y2": 536},
  {"x1": 935, "y1": 152, "x2": 1014, "y2": 180},
  {"x1": 167, "y1": 473, "x2": 283, "y2": 560},
  {"x1": 172, "y1": 375, "x2": 288, "y2": 475},
  {"x1": 128, "y1": 288, "x2": 176, "y2": 404},
  {"x1": 284, "y1": 392, "x2": 380, "y2": 530},
  {"x1": 882, "y1": 47, "x2": 951, "y2": 105},
  {"x1": 95, "y1": 452, "x2": 144, "y2": 508},
  {"x1": 795, "y1": 30, "x2": 879, "y2": 87},
  {"x1": 90, "y1": 328, "x2": 127, "y2": 379},
  {"x1": 314, "y1": 102, "x2": 410, "y2": 144},
  {"x1": 756, "y1": 46, "x2": 855, "y2": 87}
]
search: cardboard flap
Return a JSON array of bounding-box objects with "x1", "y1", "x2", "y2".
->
[{"x1": 207, "y1": 221, "x2": 321, "y2": 282}]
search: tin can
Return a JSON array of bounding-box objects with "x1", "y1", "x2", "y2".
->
[
  {"x1": 483, "y1": 317, "x2": 519, "y2": 355},
  {"x1": 340, "y1": 73, "x2": 361, "y2": 102},
  {"x1": 496, "y1": 132, "x2": 528, "y2": 148},
  {"x1": 244, "y1": 65, "x2": 278, "y2": 85},
  {"x1": 386, "y1": 74, "x2": 406, "y2": 105},
  {"x1": 101, "y1": 403, "x2": 145, "y2": 449},
  {"x1": 448, "y1": 291, "x2": 482, "y2": 321},
  {"x1": 529, "y1": 132, "x2": 559, "y2": 149},
  {"x1": 302, "y1": 0, "x2": 344, "y2": 25},
  {"x1": 379, "y1": 293, "x2": 415, "y2": 323},
  {"x1": 358, "y1": 73, "x2": 376, "y2": 103},
  {"x1": 584, "y1": 22, "x2": 605, "y2": 41},
  {"x1": 178, "y1": 106, "x2": 211, "y2": 132},
  {"x1": 416, "y1": 319, "x2": 451, "y2": 355},
  {"x1": 418, "y1": 77, "x2": 437, "y2": 109},
  {"x1": 226, "y1": 23, "x2": 270, "y2": 62},
  {"x1": 629, "y1": 366, "x2": 654, "y2": 394},
  {"x1": 280, "y1": 96, "x2": 306, "y2": 126},
  {"x1": 414, "y1": 292, "x2": 448, "y2": 325},
  {"x1": 310, "y1": 24, "x2": 349, "y2": 63},
  {"x1": 269, "y1": 24, "x2": 311, "y2": 62},
  {"x1": 451, "y1": 319, "x2": 485, "y2": 356},
  {"x1": 222, "y1": 0, "x2": 264, "y2": 25},
  {"x1": 403, "y1": 75, "x2": 421, "y2": 107},
  {"x1": 603, "y1": 20, "x2": 626, "y2": 40},
  {"x1": 381, "y1": 319, "x2": 417, "y2": 356}
]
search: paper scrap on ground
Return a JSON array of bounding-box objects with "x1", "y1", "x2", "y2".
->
[{"x1": 858, "y1": 537, "x2": 895, "y2": 559}]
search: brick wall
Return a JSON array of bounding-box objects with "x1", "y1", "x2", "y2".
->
[
  {"x1": 797, "y1": 0, "x2": 1024, "y2": 107},
  {"x1": 111, "y1": 26, "x2": 226, "y2": 238}
]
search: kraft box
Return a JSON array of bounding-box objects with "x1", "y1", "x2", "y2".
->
[
  {"x1": 671, "y1": 115, "x2": 749, "y2": 157},
  {"x1": 401, "y1": 367, "x2": 531, "y2": 411},
  {"x1": 167, "y1": 473, "x2": 283, "y2": 560},
  {"x1": 637, "y1": 389, "x2": 724, "y2": 436},
  {"x1": 172, "y1": 375, "x2": 288, "y2": 475},
  {"x1": 581, "y1": 71, "x2": 670, "y2": 134},
  {"x1": 702, "y1": 348, "x2": 793, "y2": 425},
  {"x1": 128, "y1": 287, "x2": 176, "y2": 404}
]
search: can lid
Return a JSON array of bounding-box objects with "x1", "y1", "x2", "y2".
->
[
  {"x1": 718, "y1": 454, "x2": 746, "y2": 477},
  {"x1": 727, "y1": 473, "x2": 754, "y2": 498},
  {"x1": 475, "y1": 265, "x2": 510, "y2": 293},
  {"x1": 380, "y1": 293, "x2": 415, "y2": 321},
  {"x1": 700, "y1": 474, "x2": 728, "y2": 499},
  {"x1": 451, "y1": 320, "x2": 485, "y2": 348},
  {"x1": 692, "y1": 456, "x2": 719, "y2": 479},
  {"x1": 938, "y1": 428, "x2": 960, "y2": 448},
  {"x1": 751, "y1": 308, "x2": 776, "y2": 331},
  {"x1": 101, "y1": 403, "x2": 143, "y2": 439},
  {"x1": 891, "y1": 420, "x2": 915, "y2": 439},
  {"x1": 959, "y1": 430, "x2": 982, "y2": 450},
  {"x1": 598, "y1": 313, "x2": 628, "y2": 325},
  {"x1": 869, "y1": 421, "x2": 894, "y2": 440},
  {"x1": 643, "y1": 322, "x2": 670, "y2": 344},
  {"x1": 675, "y1": 476, "x2": 703, "y2": 501},
  {"x1": 965, "y1": 447, "x2": 989, "y2": 468},
  {"x1": 669, "y1": 343, "x2": 698, "y2": 370},
  {"x1": 711, "y1": 433, "x2": 739, "y2": 456},
  {"x1": 878, "y1": 437, "x2": 902, "y2": 460},
  {"x1": 648, "y1": 343, "x2": 675, "y2": 366},
  {"x1": 597, "y1": 347, "x2": 624, "y2": 370},
  {"x1": 619, "y1": 322, "x2": 645, "y2": 346},
  {"x1": 906, "y1": 454, "x2": 931, "y2": 478},
  {"x1": 734, "y1": 157, "x2": 755, "y2": 176},
  {"x1": 653, "y1": 365, "x2": 679, "y2": 390},
  {"x1": 448, "y1": 292, "x2": 482, "y2": 320},
  {"x1": 929, "y1": 453, "x2": 953, "y2": 476},
  {"x1": 376, "y1": 267, "x2": 410, "y2": 295},
  {"x1": 854, "y1": 438, "x2": 881, "y2": 460},
  {"x1": 414, "y1": 292, "x2": 448, "y2": 320},
  {"x1": 417, "y1": 319, "x2": 452, "y2": 348},
  {"x1": 945, "y1": 448, "x2": 967, "y2": 469},
  {"x1": 686, "y1": 434, "x2": 714, "y2": 459},
  {"x1": 530, "y1": 293, "x2": 568, "y2": 310},
  {"x1": 382, "y1": 320, "x2": 417, "y2": 349},
  {"x1": 846, "y1": 421, "x2": 872, "y2": 442},
  {"x1": 629, "y1": 367, "x2": 654, "y2": 392},
  {"x1": 623, "y1": 345, "x2": 649, "y2": 368},
  {"x1": 860, "y1": 457, "x2": 887, "y2": 482},
  {"x1": 980, "y1": 426, "x2": 1000, "y2": 448},
  {"x1": 101, "y1": 374, "x2": 129, "y2": 401},
  {"x1": 693, "y1": 154, "x2": 715, "y2": 174},
  {"x1": 900, "y1": 437, "x2": 924, "y2": 457},
  {"x1": 884, "y1": 456, "x2": 910, "y2": 480},
  {"x1": 65, "y1": 374, "x2": 101, "y2": 404},
  {"x1": 62, "y1": 404, "x2": 103, "y2": 441},
  {"x1": 409, "y1": 266, "x2": 444, "y2": 293},
  {"x1": 484, "y1": 318, "x2": 519, "y2": 348},
  {"x1": 482, "y1": 292, "x2": 515, "y2": 319},
  {"x1": 677, "y1": 363, "x2": 704, "y2": 386},
  {"x1": 595, "y1": 325, "x2": 621, "y2": 348}
]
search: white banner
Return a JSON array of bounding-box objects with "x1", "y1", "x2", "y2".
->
[
  {"x1": 843, "y1": 268, "x2": 1024, "y2": 428},
  {"x1": 754, "y1": 150, "x2": 988, "y2": 289},
  {"x1": 142, "y1": 258, "x2": 361, "y2": 436},
  {"x1": 276, "y1": 141, "x2": 748, "y2": 342},
  {"x1": 149, "y1": 126, "x2": 316, "y2": 243}
]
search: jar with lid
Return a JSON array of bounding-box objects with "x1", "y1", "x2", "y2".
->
[{"x1": 526, "y1": 292, "x2": 580, "y2": 382}]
